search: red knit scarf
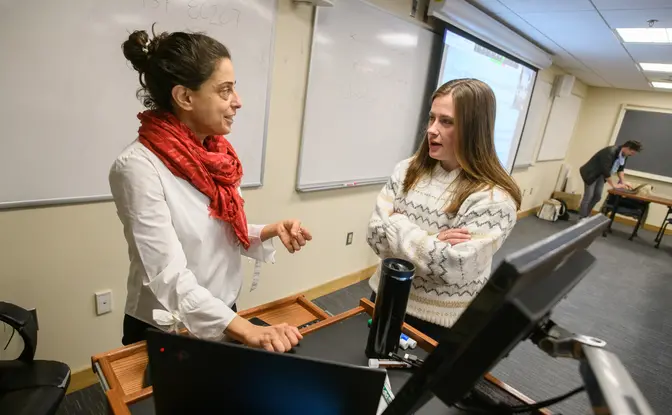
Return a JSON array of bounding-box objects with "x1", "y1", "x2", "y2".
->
[{"x1": 137, "y1": 110, "x2": 250, "y2": 249}]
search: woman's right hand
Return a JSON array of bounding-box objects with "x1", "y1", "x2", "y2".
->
[
  {"x1": 226, "y1": 316, "x2": 302, "y2": 353},
  {"x1": 243, "y1": 323, "x2": 302, "y2": 352}
]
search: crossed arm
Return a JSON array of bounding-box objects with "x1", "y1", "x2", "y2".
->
[{"x1": 366, "y1": 168, "x2": 516, "y2": 285}]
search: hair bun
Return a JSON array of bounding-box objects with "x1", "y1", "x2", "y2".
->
[{"x1": 123, "y1": 30, "x2": 151, "y2": 73}]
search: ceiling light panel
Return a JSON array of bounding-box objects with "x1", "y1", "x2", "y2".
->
[
  {"x1": 640, "y1": 63, "x2": 672, "y2": 72},
  {"x1": 617, "y1": 28, "x2": 672, "y2": 43}
]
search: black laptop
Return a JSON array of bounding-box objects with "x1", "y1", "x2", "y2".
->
[{"x1": 146, "y1": 329, "x2": 386, "y2": 415}]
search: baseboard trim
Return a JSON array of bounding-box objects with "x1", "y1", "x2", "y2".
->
[
  {"x1": 591, "y1": 210, "x2": 672, "y2": 236},
  {"x1": 302, "y1": 265, "x2": 377, "y2": 300},
  {"x1": 67, "y1": 367, "x2": 98, "y2": 394}
]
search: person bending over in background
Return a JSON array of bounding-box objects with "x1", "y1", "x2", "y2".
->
[
  {"x1": 578, "y1": 140, "x2": 642, "y2": 220},
  {"x1": 110, "y1": 28, "x2": 312, "y2": 352},
  {"x1": 367, "y1": 79, "x2": 521, "y2": 340}
]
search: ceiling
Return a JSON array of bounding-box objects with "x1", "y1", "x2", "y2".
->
[{"x1": 464, "y1": 0, "x2": 672, "y2": 91}]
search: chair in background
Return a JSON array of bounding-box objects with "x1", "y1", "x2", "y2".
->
[
  {"x1": 0, "y1": 302, "x2": 70, "y2": 415},
  {"x1": 655, "y1": 209, "x2": 672, "y2": 249},
  {"x1": 601, "y1": 193, "x2": 649, "y2": 241}
]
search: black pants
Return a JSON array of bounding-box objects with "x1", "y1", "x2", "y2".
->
[
  {"x1": 369, "y1": 292, "x2": 449, "y2": 341},
  {"x1": 122, "y1": 304, "x2": 237, "y2": 346}
]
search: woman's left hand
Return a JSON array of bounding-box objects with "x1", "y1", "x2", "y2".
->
[
  {"x1": 437, "y1": 228, "x2": 471, "y2": 245},
  {"x1": 262, "y1": 220, "x2": 313, "y2": 253}
]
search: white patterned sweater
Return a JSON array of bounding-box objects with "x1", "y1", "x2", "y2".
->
[{"x1": 367, "y1": 159, "x2": 518, "y2": 328}]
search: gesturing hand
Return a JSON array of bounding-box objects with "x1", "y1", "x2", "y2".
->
[
  {"x1": 243, "y1": 323, "x2": 303, "y2": 353},
  {"x1": 437, "y1": 228, "x2": 471, "y2": 245},
  {"x1": 273, "y1": 219, "x2": 313, "y2": 253}
]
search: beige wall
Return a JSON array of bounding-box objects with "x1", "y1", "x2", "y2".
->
[
  {"x1": 0, "y1": 0, "x2": 428, "y2": 372},
  {"x1": 0, "y1": 0, "x2": 575, "y2": 370},
  {"x1": 511, "y1": 66, "x2": 588, "y2": 211},
  {"x1": 566, "y1": 87, "x2": 672, "y2": 226},
  {"x1": 0, "y1": 203, "x2": 129, "y2": 365}
]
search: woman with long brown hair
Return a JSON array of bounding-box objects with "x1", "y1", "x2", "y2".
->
[{"x1": 367, "y1": 78, "x2": 521, "y2": 340}]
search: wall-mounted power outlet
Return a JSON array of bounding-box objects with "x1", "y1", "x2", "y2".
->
[
  {"x1": 346, "y1": 232, "x2": 353, "y2": 245},
  {"x1": 95, "y1": 290, "x2": 113, "y2": 316}
]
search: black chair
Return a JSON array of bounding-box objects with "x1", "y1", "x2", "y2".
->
[
  {"x1": 0, "y1": 302, "x2": 71, "y2": 415},
  {"x1": 601, "y1": 193, "x2": 649, "y2": 241},
  {"x1": 655, "y1": 208, "x2": 672, "y2": 249}
]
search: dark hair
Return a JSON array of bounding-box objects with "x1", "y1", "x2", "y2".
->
[
  {"x1": 122, "y1": 26, "x2": 231, "y2": 112},
  {"x1": 623, "y1": 140, "x2": 642, "y2": 152}
]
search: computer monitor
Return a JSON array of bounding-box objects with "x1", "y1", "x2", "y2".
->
[
  {"x1": 383, "y1": 214, "x2": 610, "y2": 414},
  {"x1": 146, "y1": 329, "x2": 386, "y2": 415}
]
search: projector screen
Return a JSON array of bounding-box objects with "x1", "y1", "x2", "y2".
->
[{"x1": 437, "y1": 28, "x2": 537, "y2": 171}]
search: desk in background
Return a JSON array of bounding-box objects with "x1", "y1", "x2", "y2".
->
[
  {"x1": 92, "y1": 295, "x2": 549, "y2": 415},
  {"x1": 603, "y1": 189, "x2": 672, "y2": 246}
]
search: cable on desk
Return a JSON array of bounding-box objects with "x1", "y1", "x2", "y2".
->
[
  {"x1": 297, "y1": 319, "x2": 321, "y2": 330},
  {"x1": 3, "y1": 328, "x2": 15, "y2": 350},
  {"x1": 455, "y1": 385, "x2": 584, "y2": 414}
]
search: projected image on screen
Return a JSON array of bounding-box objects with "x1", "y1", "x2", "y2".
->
[{"x1": 438, "y1": 30, "x2": 537, "y2": 171}]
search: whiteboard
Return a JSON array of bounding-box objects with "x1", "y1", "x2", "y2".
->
[
  {"x1": 297, "y1": 0, "x2": 441, "y2": 191},
  {"x1": 513, "y1": 80, "x2": 552, "y2": 167},
  {"x1": 0, "y1": 0, "x2": 276, "y2": 208},
  {"x1": 536, "y1": 94, "x2": 583, "y2": 162}
]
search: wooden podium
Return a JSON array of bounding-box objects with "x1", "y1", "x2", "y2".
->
[{"x1": 92, "y1": 295, "x2": 549, "y2": 414}]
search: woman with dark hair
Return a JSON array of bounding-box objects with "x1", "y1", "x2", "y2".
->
[
  {"x1": 110, "y1": 28, "x2": 310, "y2": 352},
  {"x1": 367, "y1": 79, "x2": 521, "y2": 340}
]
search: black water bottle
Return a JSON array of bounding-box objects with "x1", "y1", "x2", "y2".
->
[{"x1": 365, "y1": 258, "x2": 415, "y2": 358}]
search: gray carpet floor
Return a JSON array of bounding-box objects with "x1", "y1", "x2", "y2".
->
[
  {"x1": 57, "y1": 216, "x2": 672, "y2": 414},
  {"x1": 487, "y1": 217, "x2": 672, "y2": 414}
]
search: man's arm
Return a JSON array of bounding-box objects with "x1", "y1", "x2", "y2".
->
[
  {"x1": 618, "y1": 171, "x2": 625, "y2": 184},
  {"x1": 607, "y1": 177, "x2": 625, "y2": 189},
  {"x1": 598, "y1": 147, "x2": 624, "y2": 189},
  {"x1": 599, "y1": 147, "x2": 615, "y2": 179},
  {"x1": 617, "y1": 162, "x2": 632, "y2": 189}
]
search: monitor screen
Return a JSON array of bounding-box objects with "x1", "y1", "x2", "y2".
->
[
  {"x1": 383, "y1": 215, "x2": 610, "y2": 414},
  {"x1": 437, "y1": 27, "x2": 537, "y2": 171}
]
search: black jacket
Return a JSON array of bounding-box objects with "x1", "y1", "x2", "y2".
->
[{"x1": 579, "y1": 145, "x2": 626, "y2": 185}]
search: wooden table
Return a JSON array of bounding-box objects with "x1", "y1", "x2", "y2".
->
[
  {"x1": 92, "y1": 295, "x2": 549, "y2": 414},
  {"x1": 604, "y1": 189, "x2": 672, "y2": 244}
]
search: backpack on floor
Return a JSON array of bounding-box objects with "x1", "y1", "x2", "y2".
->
[
  {"x1": 557, "y1": 199, "x2": 570, "y2": 221},
  {"x1": 537, "y1": 199, "x2": 566, "y2": 222}
]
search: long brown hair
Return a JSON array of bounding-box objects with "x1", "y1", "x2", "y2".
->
[{"x1": 403, "y1": 79, "x2": 521, "y2": 213}]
